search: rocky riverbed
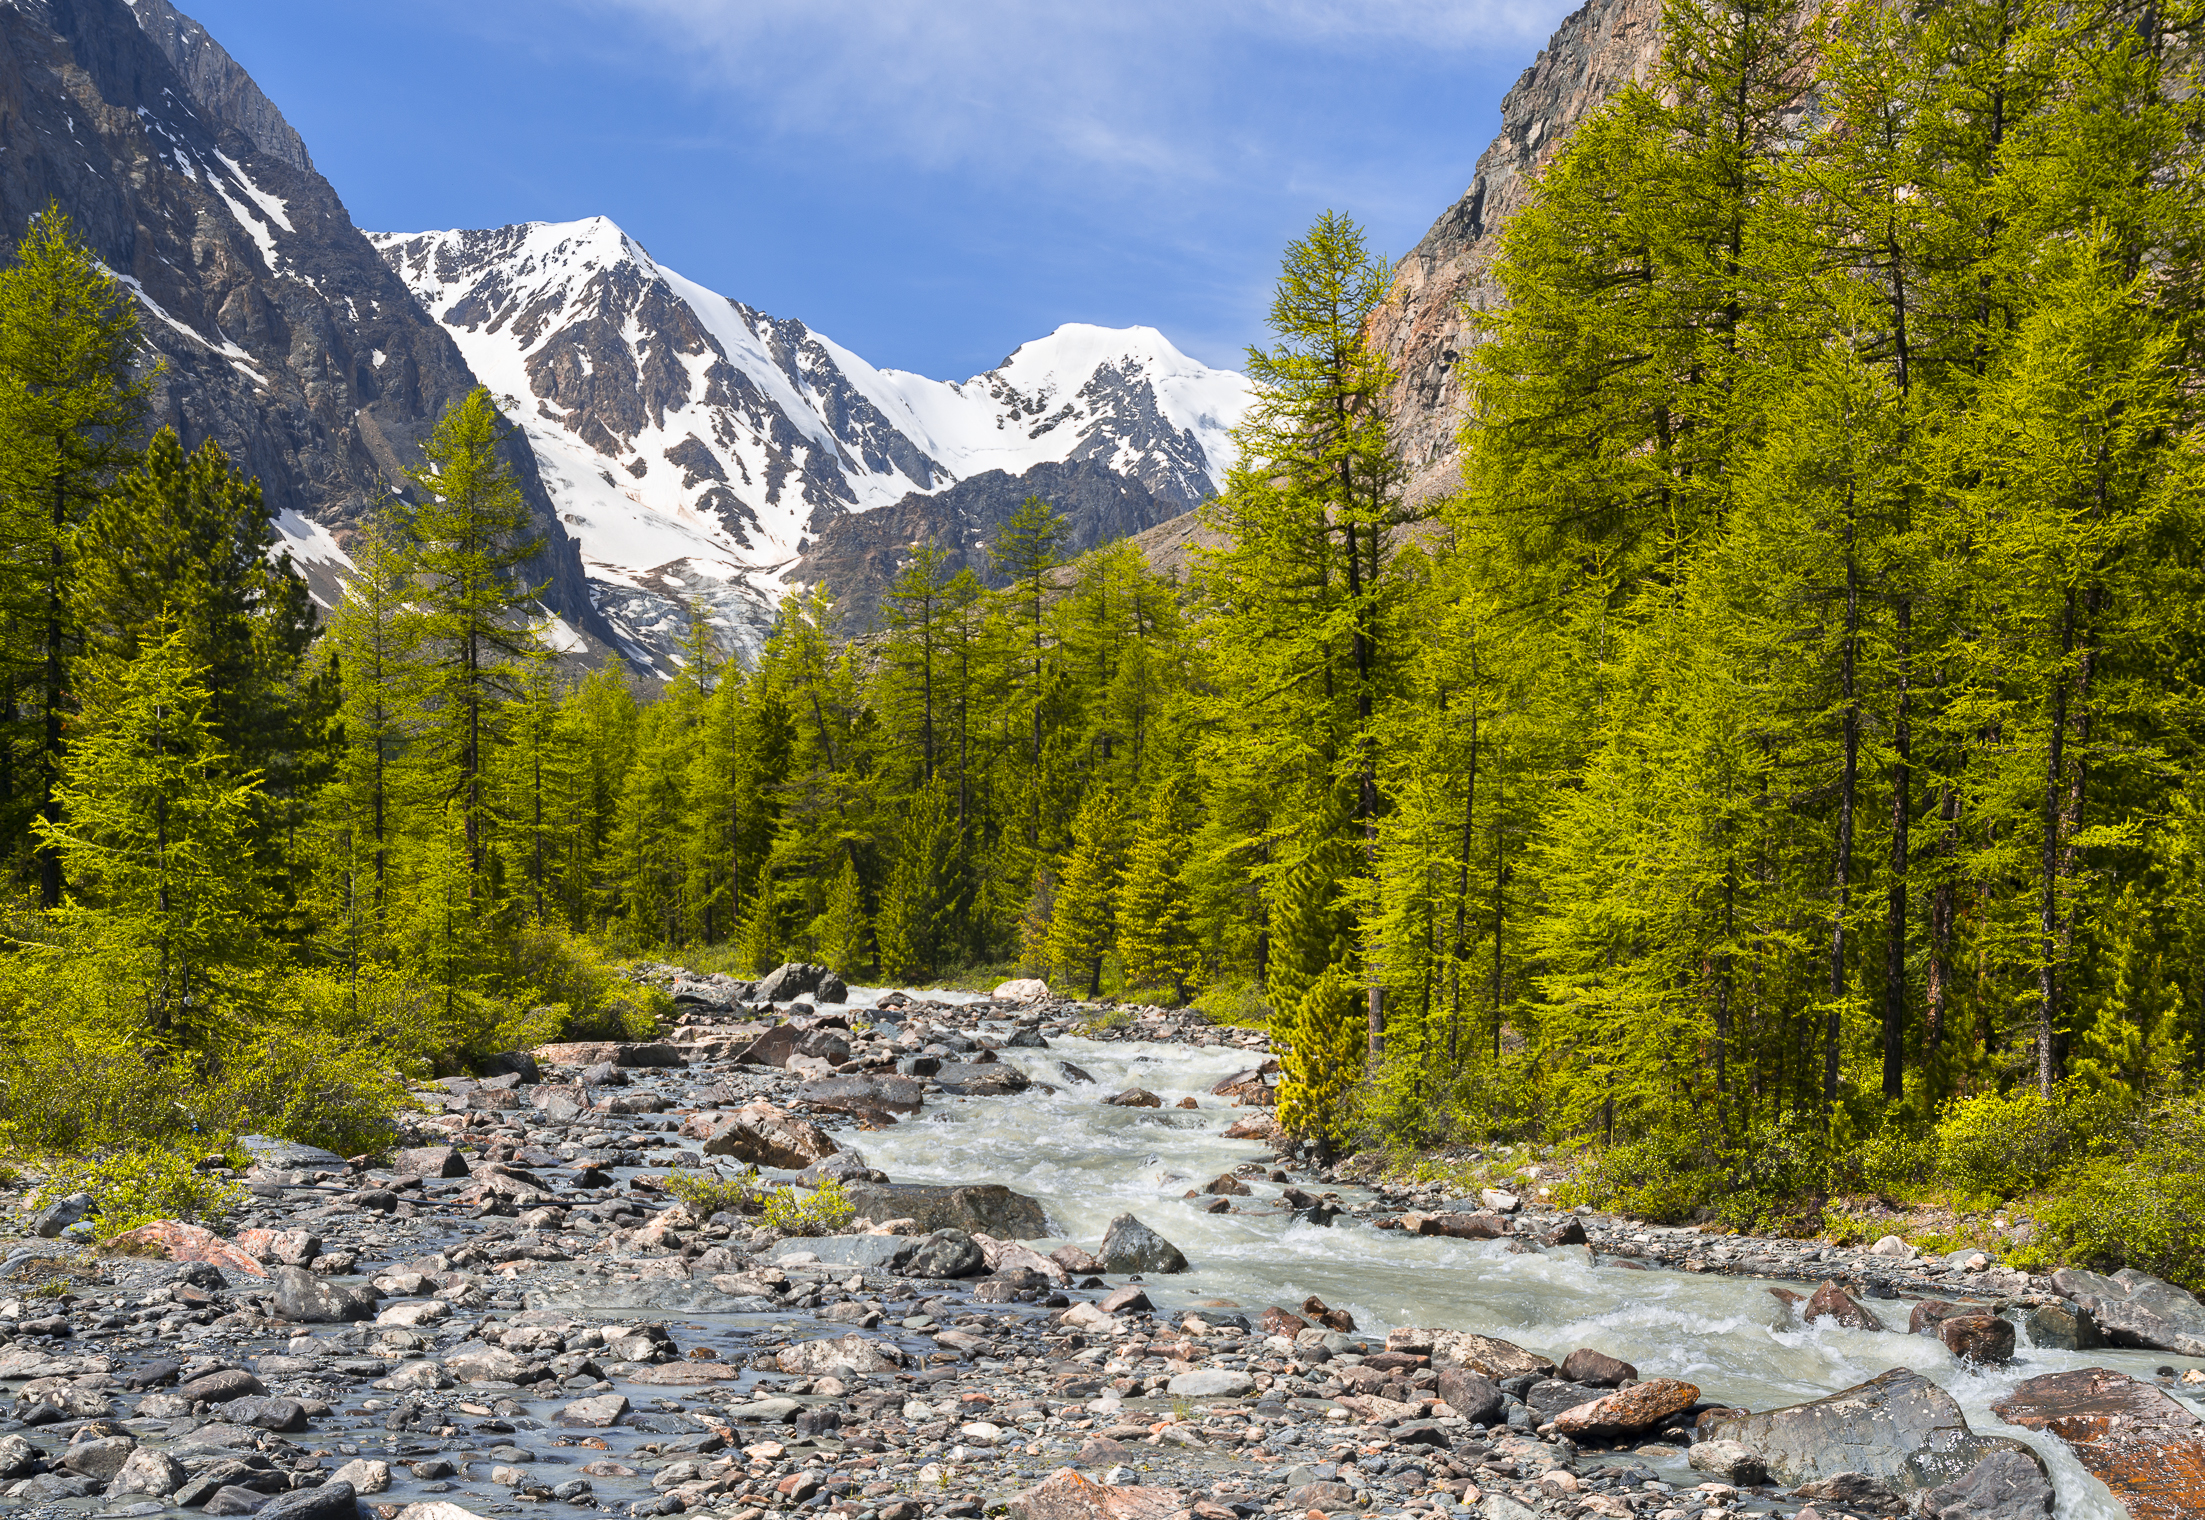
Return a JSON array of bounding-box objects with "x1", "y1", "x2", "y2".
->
[{"x1": 3, "y1": 969, "x2": 2203, "y2": 1520}]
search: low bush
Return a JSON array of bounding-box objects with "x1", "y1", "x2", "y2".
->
[
  {"x1": 665, "y1": 1166, "x2": 763, "y2": 1218},
  {"x1": 762, "y1": 1177, "x2": 855, "y2": 1236},
  {"x1": 32, "y1": 1145, "x2": 242, "y2": 1237},
  {"x1": 1933, "y1": 1082, "x2": 2133, "y2": 1207},
  {"x1": 511, "y1": 928, "x2": 667, "y2": 1045}
]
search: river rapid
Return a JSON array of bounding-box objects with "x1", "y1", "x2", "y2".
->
[{"x1": 833, "y1": 998, "x2": 2193, "y2": 1520}]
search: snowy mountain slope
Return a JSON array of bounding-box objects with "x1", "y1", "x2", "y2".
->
[{"x1": 371, "y1": 218, "x2": 1252, "y2": 666}]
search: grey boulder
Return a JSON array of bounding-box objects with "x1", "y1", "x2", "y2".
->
[
  {"x1": 254, "y1": 1480, "x2": 357, "y2": 1520},
  {"x1": 840, "y1": 1181, "x2": 1048, "y2": 1239},
  {"x1": 1916, "y1": 1451, "x2": 2055, "y2": 1519},
  {"x1": 1702, "y1": 1368, "x2": 2042, "y2": 1494},
  {"x1": 31, "y1": 1191, "x2": 92, "y2": 1238},
  {"x1": 1099, "y1": 1213, "x2": 1188, "y2": 1274},
  {"x1": 2051, "y1": 1267, "x2": 2205, "y2": 1355},
  {"x1": 902, "y1": 1229, "x2": 986, "y2": 1279},
  {"x1": 270, "y1": 1265, "x2": 377, "y2": 1323}
]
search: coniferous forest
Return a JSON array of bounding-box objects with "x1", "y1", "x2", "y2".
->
[{"x1": 13, "y1": 0, "x2": 2205, "y2": 1281}]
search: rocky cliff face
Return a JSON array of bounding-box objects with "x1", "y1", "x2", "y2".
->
[
  {"x1": 1368, "y1": 0, "x2": 1665, "y2": 509},
  {"x1": 0, "y1": 0, "x2": 613, "y2": 646},
  {"x1": 376, "y1": 219, "x2": 1252, "y2": 667},
  {"x1": 788, "y1": 458, "x2": 1185, "y2": 635}
]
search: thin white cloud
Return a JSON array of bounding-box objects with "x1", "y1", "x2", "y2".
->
[{"x1": 568, "y1": 0, "x2": 1567, "y2": 183}]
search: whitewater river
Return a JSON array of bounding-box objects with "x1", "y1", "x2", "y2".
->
[{"x1": 825, "y1": 997, "x2": 2196, "y2": 1520}]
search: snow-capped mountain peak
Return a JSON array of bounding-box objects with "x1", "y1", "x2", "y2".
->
[{"x1": 372, "y1": 218, "x2": 1251, "y2": 666}]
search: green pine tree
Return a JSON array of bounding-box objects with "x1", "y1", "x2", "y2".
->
[
  {"x1": 39, "y1": 616, "x2": 266, "y2": 1041},
  {"x1": 404, "y1": 387, "x2": 545, "y2": 875},
  {"x1": 0, "y1": 205, "x2": 154, "y2": 903},
  {"x1": 1117, "y1": 785, "x2": 1200, "y2": 1005},
  {"x1": 1046, "y1": 787, "x2": 1124, "y2": 997}
]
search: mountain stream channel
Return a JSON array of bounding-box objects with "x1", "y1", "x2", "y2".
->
[{"x1": 3, "y1": 977, "x2": 2200, "y2": 1520}]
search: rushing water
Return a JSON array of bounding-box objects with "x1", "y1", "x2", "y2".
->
[{"x1": 827, "y1": 1000, "x2": 2197, "y2": 1520}]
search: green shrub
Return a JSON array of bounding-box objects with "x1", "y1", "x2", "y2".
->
[
  {"x1": 1933, "y1": 1083, "x2": 2134, "y2": 1206},
  {"x1": 666, "y1": 1166, "x2": 763, "y2": 1218},
  {"x1": 762, "y1": 1177, "x2": 855, "y2": 1236},
  {"x1": 511, "y1": 928, "x2": 667, "y2": 1044},
  {"x1": 33, "y1": 1145, "x2": 242, "y2": 1236},
  {"x1": 204, "y1": 1025, "x2": 415, "y2": 1159},
  {"x1": 2039, "y1": 1156, "x2": 2205, "y2": 1291},
  {"x1": 1853, "y1": 1121, "x2": 1938, "y2": 1198}
]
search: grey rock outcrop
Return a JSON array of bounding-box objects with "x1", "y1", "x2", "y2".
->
[
  {"x1": 2052, "y1": 1267, "x2": 2205, "y2": 1355},
  {"x1": 789, "y1": 458, "x2": 1189, "y2": 635},
  {"x1": 0, "y1": 0, "x2": 615, "y2": 648},
  {"x1": 1365, "y1": 0, "x2": 1666, "y2": 510}
]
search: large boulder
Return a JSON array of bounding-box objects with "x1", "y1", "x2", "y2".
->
[
  {"x1": 1007, "y1": 1468, "x2": 1184, "y2": 1520},
  {"x1": 1704, "y1": 1368, "x2": 2043, "y2": 1495},
  {"x1": 1434, "y1": 1369, "x2": 1503, "y2": 1424},
  {"x1": 841, "y1": 1181, "x2": 1049, "y2": 1239},
  {"x1": 754, "y1": 962, "x2": 825, "y2": 1002},
  {"x1": 775, "y1": 1333, "x2": 904, "y2": 1376},
  {"x1": 795, "y1": 1074, "x2": 924, "y2": 1118},
  {"x1": 2052, "y1": 1268, "x2": 2205, "y2": 1356},
  {"x1": 932, "y1": 1060, "x2": 1032, "y2": 1096},
  {"x1": 902, "y1": 1229, "x2": 987, "y2": 1278},
  {"x1": 480, "y1": 1050, "x2": 542, "y2": 1085},
  {"x1": 1804, "y1": 1279, "x2": 1885, "y2": 1330},
  {"x1": 391, "y1": 1145, "x2": 470, "y2": 1179},
  {"x1": 532, "y1": 1041, "x2": 683, "y2": 1068},
  {"x1": 1099, "y1": 1214, "x2": 1188, "y2": 1274},
  {"x1": 701, "y1": 1108, "x2": 840, "y2": 1168},
  {"x1": 269, "y1": 1265, "x2": 376, "y2": 1323},
  {"x1": 1551, "y1": 1378, "x2": 1699, "y2": 1440},
  {"x1": 1393, "y1": 1328, "x2": 1556, "y2": 1381},
  {"x1": 1915, "y1": 1451, "x2": 2055, "y2": 1520},
  {"x1": 1994, "y1": 1367, "x2": 2205, "y2": 1520},
  {"x1": 766, "y1": 1235, "x2": 917, "y2": 1272},
  {"x1": 1939, "y1": 1314, "x2": 2016, "y2": 1365}
]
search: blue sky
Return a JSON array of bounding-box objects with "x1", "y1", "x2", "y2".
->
[{"x1": 181, "y1": 0, "x2": 1573, "y2": 380}]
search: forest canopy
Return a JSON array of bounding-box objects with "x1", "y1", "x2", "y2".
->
[{"x1": 6, "y1": 0, "x2": 2205, "y2": 1281}]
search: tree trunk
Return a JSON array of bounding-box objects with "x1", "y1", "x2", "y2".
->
[
  {"x1": 2036, "y1": 589, "x2": 2075, "y2": 1098},
  {"x1": 1882, "y1": 596, "x2": 1911, "y2": 1100},
  {"x1": 1827, "y1": 512, "x2": 1860, "y2": 1125}
]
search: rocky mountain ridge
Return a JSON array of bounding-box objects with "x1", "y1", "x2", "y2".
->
[
  {"x1": 1368, "y1": 0, "x2": 1666, "y2": 510},
  {"x1": 0, "y1": 0, "x2": 615, "y2": 648},
  {"x1": 373, "y1": 219, "x2": 1253, "y2": 667}
]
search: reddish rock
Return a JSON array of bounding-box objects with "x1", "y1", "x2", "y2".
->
[
  {"x1": 235, "y1": 1227, "x2": 320, "y2": 1266},
  {"x1": 1102, "y1": 1088, "x2": 1162, "y2": 1108},
  {"x1": 101, "y1": 1221, "x2": 265, "y2": 1278},
  {"x1": 1260, "y1": 1306, "x2": 1309, "y2": 1337},
  {"x1": 1994, "y1": 1368, "x2": 2205, "y2": 1520},
  {"x1": 1220, "y1": 1114, "x2": 1283, "y2": 1142},
  {"x1": 1051, "y1": 1245, "x2": 1104, "y2": 1276},
  {"x1": 1007, "y1": 1468, "x2": 1186, "y2": 1520},
  {"x1": 1301, "y1": 1296, "x2": 1355, "y2": 1332},
  {"x1": 1201, "y1": 1174, "x2": 1252, "y2": 1196},
  {"x1": 1908, "y1": 1300, "x2": 1967, "y2": 1335},
  {"x1": 1938, "y1": 1314, "x2": 2016, "y2": 1365},
  {"x1": 1561, "y1": 1348, "x2": 1637, "y2": 1387},
  {"x1": 1803, "y1": 1280, "x2": 1884, "y2": 1331},
  {"x1": 1551, "y1": 1378, "x2": 1700, "y2": 1440}
]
